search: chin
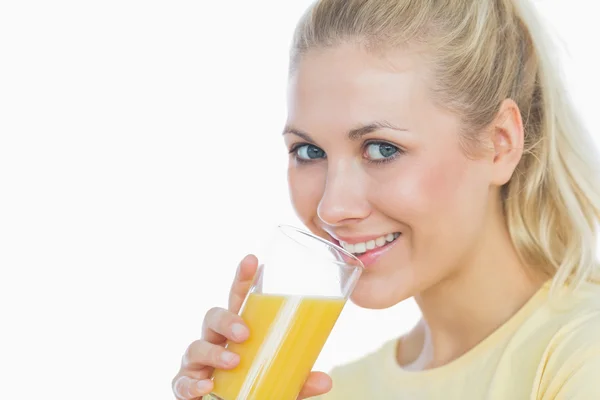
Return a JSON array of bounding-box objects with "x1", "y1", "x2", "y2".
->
[{"x1": 348, "y1": 273, "x2": 413, "y2": 309}]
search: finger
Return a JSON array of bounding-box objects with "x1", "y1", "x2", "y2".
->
[
  {"x1": 172, "y1": 375, "x2": 213, "y2": 400},
  {"x1": 202, "y1": 307, "x2": 250, "y2": 344},
  {"x1": 228, "y1": 254, "x2": 259, "y2": 313},
  {"x1": 183, "y1": 339, "x2": 241, "y2": 371},
  {"x1": 174, "y1": 365, "x2": 209, "y2": 381},
  {"x1": 297, "y1": 371, "x2": 333, "y2": 400}
]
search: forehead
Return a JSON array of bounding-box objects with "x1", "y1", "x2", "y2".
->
[{"x1": 287, "y1": 43, "x2": 429, "y2": 130}]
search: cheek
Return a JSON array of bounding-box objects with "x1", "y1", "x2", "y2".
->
[
  {"x1": 373, "y1": 151, "x2": 488, "y2": 226},
  {"x1": 419, "y1": 156, "x2": 475, "y2": 208},
  {"x1": 287, "y1": 164, "x2": 326, "y2": 223}
]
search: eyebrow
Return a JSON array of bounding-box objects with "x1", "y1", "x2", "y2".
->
[{"x1": 282, "y1": 121, "x2": 407, "y2": 143}]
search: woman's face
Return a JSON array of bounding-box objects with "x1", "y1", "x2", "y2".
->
[{"x1": 284, "y1": 44, "x2": 495, "y2": 309}]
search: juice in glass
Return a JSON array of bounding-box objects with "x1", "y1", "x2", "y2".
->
[
  {"x1": 207, "y1": 225, "x2": 363, "y2": 400},
  {"x1": 210, "y1": 293, "x2": 345, "y2": 400}
]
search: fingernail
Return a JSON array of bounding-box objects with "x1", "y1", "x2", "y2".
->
[
  {"x1": 220, "y1": 351, "x2": 239, "y2": 365},
  {"x1": 196, "y1": 379, "x2": 212, "y2": 391},
  {"x1": 231, "y1": 323, "x2": 249, "y2": 339}
]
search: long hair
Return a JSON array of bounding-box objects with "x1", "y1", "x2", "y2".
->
[{"x1": 291, "y1": 0, "x2": 600, "y2": 293}]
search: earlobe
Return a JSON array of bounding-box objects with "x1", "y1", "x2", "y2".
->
[{"x1": 491, "y1": 99, "x2": 525, "y2": 186}]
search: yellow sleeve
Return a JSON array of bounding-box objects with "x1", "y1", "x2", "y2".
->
[
  {"x1": 538, "y1": 313, "x2": 600, "y2": 399},
  {"x1": 550, "y1": 351, "x2": 600, "y2": 399}
]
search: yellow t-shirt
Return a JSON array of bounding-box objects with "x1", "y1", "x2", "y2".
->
[{"x1": 314, "y1": 282, "x2": 600, "y2": 400}]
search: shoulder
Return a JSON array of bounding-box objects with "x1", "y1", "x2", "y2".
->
[
  {"x1": 536, "y1": 282, "x2": 600, "y2": 399},
  {"x1": 542, "y1": 282, "x2": 600, "y2": 357}
]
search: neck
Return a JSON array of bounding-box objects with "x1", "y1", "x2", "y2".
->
[{"x1": 404, "y1": 204, "x2": 547, "y2": 369}]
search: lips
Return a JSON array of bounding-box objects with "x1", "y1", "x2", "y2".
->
[
  {"x1": 339, "y1": 232, "x2": 401, "y2": 255},
  {"x1": 327, "y1": 231, "x2": 403, "y2": 269}
]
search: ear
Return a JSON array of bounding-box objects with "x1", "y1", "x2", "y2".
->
[{"x1": 490, "y1": 99, "x2": 524, "y2": 186}]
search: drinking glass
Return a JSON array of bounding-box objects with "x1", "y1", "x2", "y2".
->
[{"x1": 207, "y1": 225, "x2": 364, "y2": 400}]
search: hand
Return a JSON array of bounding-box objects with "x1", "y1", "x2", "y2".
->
[{"x1": 172, "y1": 254, "x2": 333, "y2": 399}]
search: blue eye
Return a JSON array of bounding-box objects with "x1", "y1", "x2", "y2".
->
[
  {"x1": 294, "y1": 144, "x2": 326, "y2": 161},
  {"x1": 365, "y1": 142, "x2": 399, "y2": 161}
]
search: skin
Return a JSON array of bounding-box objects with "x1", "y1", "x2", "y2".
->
[{"x1": 173, "y1": 42, "x2": 546, "y2": 399}]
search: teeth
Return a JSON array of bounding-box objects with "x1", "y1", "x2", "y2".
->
[
  {"x1": 354, "y1": 243, "x2": 366, "y2": 253},
  {"x1": 340, "y1": 233, "x2": 401, "y2": 255}
]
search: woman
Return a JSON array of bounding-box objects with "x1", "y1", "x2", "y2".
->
[{"x1": 173, "y1": 0, "x2": 600, "y2": 398}]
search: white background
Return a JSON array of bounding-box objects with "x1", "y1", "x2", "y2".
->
[{"x1": 0, "y1": 1, "x2": 598, "y2": 399}]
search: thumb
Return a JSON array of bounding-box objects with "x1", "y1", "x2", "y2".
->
[{"x1": 297, "y1": 371, "x2": 333, "y2": 399}]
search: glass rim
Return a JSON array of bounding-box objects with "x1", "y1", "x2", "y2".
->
[{"x1": 277, "y1": 224, "x2": 364, "y2": 269}]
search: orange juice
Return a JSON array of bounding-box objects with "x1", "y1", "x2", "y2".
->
[{"x1": 210, "y1": 293, "x2": 346, "y2": 400}]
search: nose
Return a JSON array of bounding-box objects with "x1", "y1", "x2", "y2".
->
[{"x1": 317, "y1": 160, "x2": 371, "y2": 226}]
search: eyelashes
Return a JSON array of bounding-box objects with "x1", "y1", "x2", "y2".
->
[
  {"x1": 363, "y1": 142, "x2": 403, "y2": 164},
  {"x1": 289, "y1": 143, "x2": 326, "y2": 163},
  {"x1": 288, "y1": 141, "x2": 405, "y2": 165}
]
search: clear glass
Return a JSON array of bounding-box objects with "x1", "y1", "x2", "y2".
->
[{"x1": 207, "y1": 225, "x2": 363, "y2": 400}]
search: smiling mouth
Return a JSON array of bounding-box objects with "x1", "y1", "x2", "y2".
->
[{"x1": 339, "y1": 232, "x2": 401, "y2": 256}]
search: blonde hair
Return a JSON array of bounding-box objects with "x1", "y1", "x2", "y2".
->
[{"x1": 291, "y1": 0, "x2": 600, "y2": 293}]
